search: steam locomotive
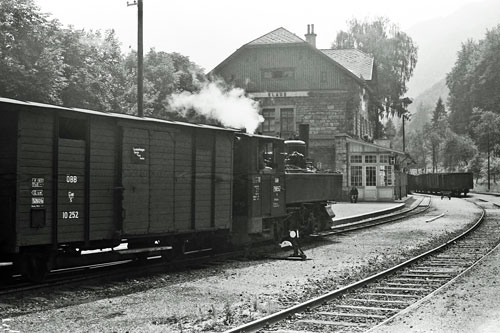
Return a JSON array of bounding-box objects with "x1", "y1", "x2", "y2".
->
[{"x1": 0, "y1": 97, "x2": 341, "y2": 281}]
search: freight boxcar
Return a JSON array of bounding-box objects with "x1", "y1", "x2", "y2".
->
[
  {"x1": 0, "y1": 98, "x2": 234, "y2": 280},
  {"x1": 0, "y1": 97, "x2": 344, "y2": 281},
  {"x1": 408, "y1": 172, "x2": 473, "y2": 197}
]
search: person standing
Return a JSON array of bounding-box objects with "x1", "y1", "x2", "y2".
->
[{"x1": 350, "y1": 186, "x2": 358, "y2": 203}]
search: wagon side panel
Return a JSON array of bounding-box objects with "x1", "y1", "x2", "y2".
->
[
  {"x1": 173, "y1": 129, "x2": 193, "y2": 232},
  {"x1": 214, "y1": 132, "x2": 233, "y2": 230},
  {"x1": 88, "y1": 118, "x2": 118, "y2": 241},
  {"x1": 16, "y1": 108, "x2": 54, "y2": 247},
  {"x1": 148, "y1": 129, "x2": 175, "y2": 233},
  {"x1": 121, "y1": 127, "x2": 150, "y2": 235},
  {"x1": 0, "y1": 108, "x2": 18, "y2": 253},
  {"x1": 194, "y1": 130, "x2": 213, "y2": 230}
]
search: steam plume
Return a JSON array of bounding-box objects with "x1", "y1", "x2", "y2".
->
[{"x1": 168, "y1": 81, "x2": 263, "y2": 133}]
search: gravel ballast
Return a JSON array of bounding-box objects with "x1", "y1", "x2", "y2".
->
[
  {"x1": 370, "y1": 199, "x2": 500, "y2": 333},
  {"x1": 1, "y1": 196, "x2": 481, "y2": 332}
]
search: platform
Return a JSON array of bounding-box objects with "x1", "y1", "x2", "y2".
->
[{"x1": 329, "y1": 196, "x2": 412, "y2": 226}]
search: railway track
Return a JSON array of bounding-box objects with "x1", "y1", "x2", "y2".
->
[
  {"x1": 0, "y1": 249, "x2": 245, "y2": 297},
  {"x1": 0, "y1": 196, "x2": 429, "y2": 297},
  {"x1": 323, "y1": 195, "x2": 430, "y2": 235},
  {"x1": 226, "y1": 197, "x2": 496, "y2": 333}
]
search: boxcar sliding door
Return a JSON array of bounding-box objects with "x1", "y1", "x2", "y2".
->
[
  {"x1": 121, "y1": 127, "x2": 150, "y2": 235},
  {"x1": 57, "y1": 117, "x2": 87, "y2": 243}
]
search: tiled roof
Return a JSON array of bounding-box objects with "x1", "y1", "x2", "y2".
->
[
  {"x1": 321, "y1": 49, "x2": 374, "y2": 80},
  {"x1": 247, "y1": 27, "x2": 304, "y2": 45}
]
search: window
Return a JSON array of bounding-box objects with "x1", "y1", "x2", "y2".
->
[
  {"x1": 365, "y1": 155, "x2": 377, "y2": 163},
  {"x1": 366, "y1": 166, "x2": 376, "y2": 186},
  {"x1": 261, "y1": 109, "x2": 275, "y2": 134},
  {"x1": 380, "y1": 155, "x2": 389, "y2": 164},
  {"x1": 380, "y1": 165, "x2": 393, "y2": 186},
  {"x1": 258, "y1": 142, "x2": 275, "y2": 171},
  {"x1": 350, "y1": 155, "x2": 362, "y2": 163},
  {"x1": 280, "y1": 108, "x2": 295, "y2": 138},
  {"x1": 262, "y1": 68, "x2": 295, "y2": 80},
  {"x1": 351, "y1": 166, "x2": 362, "y2": 187},
  {"x1": 59, "y1": 117, "x2": 87, "y2": 140}
]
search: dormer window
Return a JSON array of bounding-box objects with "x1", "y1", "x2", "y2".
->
[{"x1": 262, "y1": 68, "x2": 295, "y2": 80}]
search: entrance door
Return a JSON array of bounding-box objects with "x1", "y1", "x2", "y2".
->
[{"x1": 364, "y1": 166, "x2": 377, "y2": 201}]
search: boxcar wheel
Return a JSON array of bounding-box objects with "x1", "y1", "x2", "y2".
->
[
  {"x1": 23, "y1": 255, "x2": 49, "y2": 283},
  {"x1": 172, "y1": 239, "x2": 187, "y2": 258},
  {"x1": 0, "y1": 265, "x2": 14, "y2": 283}
]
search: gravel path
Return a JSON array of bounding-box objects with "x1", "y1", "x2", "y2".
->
[{"x1": 1, "y1": 196, "x2": 481, "y2": 333}]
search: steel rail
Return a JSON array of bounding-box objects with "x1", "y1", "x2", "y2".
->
[
  {"x1": 225, "y1": 201, "x2": 485, "y2": 333},
  {"x1": 0, "y1": 249, "x2": 246, "y2": 297}
]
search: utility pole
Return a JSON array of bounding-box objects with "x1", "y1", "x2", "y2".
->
[
  {"x1": 402, "y1": 115, "x2": 405, "y2": 152},
  {"x1": 127, "y1": 0, "x2": 144, "y2": 117}
]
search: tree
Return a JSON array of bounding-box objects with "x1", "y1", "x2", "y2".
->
[
  {"x1": 446, "y1": 39, "x2": 481, "y2": 134},
  {"x1": 408, "y1": 101, "x2": 432, "y2": 133},
  {"x1": 424, "y1": 125, "x2": 442, "y2": 173},
  {"x1": 406, "y1": 129, "x2": 429, "y2": 172},
  {"x1": 468, "y1": 154, "x2": 483, "y2": 184},
  {"x1": 472, "y1": 109, "x2": 500, "y2": 189},
  {"x1": 0, "y1": 0, "x2": 66, "y2": 103},
  {"x1": 332, "y1": 17, "x2": 418, "y2": 118},
  {"x1": 471, "y1": 110, "x2": 500, "y2": 153},
  {"x1": 422, "y1": 98, "x2": 450, "y2": 172},
  {"x1": 447, "y1": 25, "x2": 500, "y2": 134},
  {"x1": 441, "y1": 130, "x2": 478, "y2": 172},
  {"x1": 383, "y1": 118, "x2": 397, "y2": 140},
  {"x1": 122, "y1": 49, "x2": 206, "y2": 118},
  {"x1": 0, "y1": 0, "x2": 207, "y2": 117},
  {"x1": 431, "y1": 97, "x2": 447, "y2": 127},
  {"x1": 469, "y1": 25, "x2": 500, "y2": 115},
  {"x1": 58, "y1": 28, "x2": 126, "y2": 112}
]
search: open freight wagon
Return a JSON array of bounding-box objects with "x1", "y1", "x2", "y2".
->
[{"x1": 408, "y1": 172, "x2": 473, "y2": 197}]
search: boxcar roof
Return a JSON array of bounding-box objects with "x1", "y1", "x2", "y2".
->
[
  {"x1": 0, "y1": 97, "x2": 235, "y2": 133},
  {"x1": 236, "y1": 131, "x2": 284, "y2": 141}
]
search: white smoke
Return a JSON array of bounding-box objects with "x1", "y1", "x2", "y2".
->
[{"x1": 168, "y1": 81, "x2": 264, "y2": 133}]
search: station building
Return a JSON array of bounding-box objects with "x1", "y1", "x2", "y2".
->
[{"x1": 211, "y1": 25, "x2": 408, "y2": 201}]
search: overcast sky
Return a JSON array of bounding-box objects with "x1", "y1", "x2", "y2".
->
[{"x1": 36, "y1": 0, "x2": 483, "y2": 72}]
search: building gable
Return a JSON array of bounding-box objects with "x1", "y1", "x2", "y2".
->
[
  {"x1": 214, "y1": 43, "x2": 365, "y2": 93},
  {"x1": 211, "y1": 27, "x2": 372, "y2": 94},
  {"x1": 247, "y1": 27, "x2": 304, "y2": 45}
]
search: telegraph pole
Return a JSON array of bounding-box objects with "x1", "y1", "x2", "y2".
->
[
  {"x1": 402, "y1": 115, "x2": 405, "y2": 152},
  {"x1": 488, "y1": 132, "x2": 491, "y2": 191},
  {"x1": 127, "y1": 0, "x2": 144, "y2": 117}
]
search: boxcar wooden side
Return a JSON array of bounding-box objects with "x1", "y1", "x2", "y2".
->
[
  {"x1": 0, "y1": 108, "x2": 18, "y2": 254},
  {"x1": 0, "y1": 98, "x2": 234, "y2": 263}
]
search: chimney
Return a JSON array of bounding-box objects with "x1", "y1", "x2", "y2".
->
[{"x1": 305, "y1": 24, "x2": 317, "y2": 48}]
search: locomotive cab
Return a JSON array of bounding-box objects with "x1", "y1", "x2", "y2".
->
[{"x1": 232, "y1": 133, "x2": 287, "y2": 245}]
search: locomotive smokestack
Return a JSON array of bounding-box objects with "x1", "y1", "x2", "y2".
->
[{"x1": 299, "y1": 123, "x2": 310, "y2": 156}]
